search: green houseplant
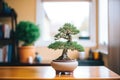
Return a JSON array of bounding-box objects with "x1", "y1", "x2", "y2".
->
[
  {"x1": 15, "y1": 21, "x2": 40, "y2": 63},
  {"x1": 48, "y1": 23, "x2": 84, "y2": 74},
  {"x1": 48, "y1": 23, "x2": 84, "y2": 61}
]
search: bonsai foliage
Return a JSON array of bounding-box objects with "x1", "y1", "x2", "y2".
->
[
  {"x1": 15, "y1": 21, "x2": 40, "y2": 46},
  {"x1": 48, "y1": 23, "x2": 84, "y2": 60}
]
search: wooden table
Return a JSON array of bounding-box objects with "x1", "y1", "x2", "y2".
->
[{"x1": 0, "y1": 66, "x2": 120, "y2": 80}]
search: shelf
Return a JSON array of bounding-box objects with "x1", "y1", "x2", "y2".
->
[
  {"x1": 0, "y1": 13, "x2": 13, "y2": 17},
  {"x1": 0, "y1": 2, "x2": 17, "y2": 63},
  {"x1": 0, "y1": 39, "x2": 13, "y2": 46},
  {"x1": 0, "y1": 63, "x2": 50, "y2": 66},
  {"x1": 0, "y1": 10, "x2": 17, "y2": 18},
  {"x1": 78, "y1": 60, "x2": 104, "y2": 66},
  {"x1": 0, "y1": 60, "x2": 104, "y2": 66}
]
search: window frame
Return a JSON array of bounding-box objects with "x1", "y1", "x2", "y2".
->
[
  {"x1": 35, "y1": 0, "x2": 97, "y2": 47},
  {"x1": 98, "y1": 0, "x2": 108, "y2": 54}
]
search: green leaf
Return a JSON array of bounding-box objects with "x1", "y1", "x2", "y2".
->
[
  {"x1": 48, "y1": 23, "x2": 84, "y2": 52},
  {"x1": 15, "y1": 21, "x2": 40, "y2": 46}
]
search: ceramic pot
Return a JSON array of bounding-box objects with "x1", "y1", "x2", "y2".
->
[
  {"x1": 51, "y1": 60, "x2": 78, "y2": 74},
  {"x1": 78, "y1": 52, "x2": 86, "y2": 60},
  {"x1": 18, "y1": 46, "x2": 35, "y2": 63}
]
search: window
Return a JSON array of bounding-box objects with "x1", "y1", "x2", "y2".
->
[
  {"x1": 98, "y1": 0, "x2": 108, "y2": 54},
  {"x1": 36, "y1": 0, "x2": 96, "y2": 47},
  {"x1": 43, "y1": 2, "x2": 90, "y2": 40}
]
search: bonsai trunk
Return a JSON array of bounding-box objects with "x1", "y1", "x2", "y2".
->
[
  {"x1": 55, "y1": 33, "x2": 72, "y2": 61},
  {"x1": 55, "y1": 48, "x2": 71, "y2": 61},
  {"x1": 67, "y1": 33, "x2": 72, "y2": 42}
]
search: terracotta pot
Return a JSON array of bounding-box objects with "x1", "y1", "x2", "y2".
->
[
  {"x1": 18, "y1": 46, "x2": 35, "y2": 63},
  {"x1": 51, "y1": 60, "x2": 78, "y2": 74}
]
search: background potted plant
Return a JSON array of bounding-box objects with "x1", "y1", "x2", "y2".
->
[
  {"x1": 15, "y1": 21, "x2": 40, "y2": 63},
  {"x1": 48, "y1": 23, "x2": 84, "y2": 74}
]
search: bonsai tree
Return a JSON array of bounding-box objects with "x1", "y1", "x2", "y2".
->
[
  {"x1": 48, "y1": 23, "x2": 84, "y2": 61},
  {"x1": 15, "y1": 21, "x2": 40, "y2": 46}
]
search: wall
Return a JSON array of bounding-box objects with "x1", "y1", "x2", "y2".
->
[
  {"x1": 102, "y1": 54, "x2": 108, "y2": 67},
  {"x1": 4, "y1": 0, "x2": 98, "y2": 62},
  {"x1": 36, "y1": 47, "x2": 90, "y2": 63},
  {"x1": 108, "y1": 0, "x2": 120, "y2": 74},
  {"x1": 5, "y1": 0, "x2": 36, "y2": 23},
  {"x1": 97, "y1": 0, "x2": 108, "y2": 67}
]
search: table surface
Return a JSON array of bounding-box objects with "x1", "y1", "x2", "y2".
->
[{"x1": 0, "y1": 66, "x2": 120, "y2": 80}]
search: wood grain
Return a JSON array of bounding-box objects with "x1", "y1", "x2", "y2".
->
[{"x1": 0, "y1": 66, "x2": 119, "y2": 80}]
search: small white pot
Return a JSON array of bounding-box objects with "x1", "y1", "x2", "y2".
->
[
  {"x1": 78, "y1": 52, "x2": 86, "y2": 60},
  {"x1": 51, "y1": 60, "x2": 78, "y2": 74}
]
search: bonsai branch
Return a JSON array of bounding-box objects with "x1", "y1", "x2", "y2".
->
[
  {"x1": 48, "y1": 23, "x2": 84, "y2": 61},
  {"x1": 56, "y1": 49, "x2": 71, "y2": 60}
]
